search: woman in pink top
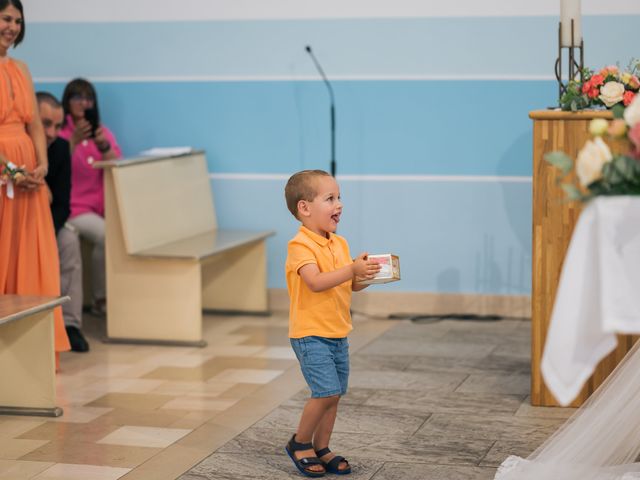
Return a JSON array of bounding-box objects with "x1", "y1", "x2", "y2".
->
[{"x1": 58, "y1": 78, "x2": 122, "y2": 315}]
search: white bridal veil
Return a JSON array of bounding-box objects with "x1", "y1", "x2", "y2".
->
[{"x1": 495, "y1": 339, "x2": 640, "y2": 479}]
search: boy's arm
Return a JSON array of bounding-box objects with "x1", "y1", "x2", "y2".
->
[
  {"x1": 298, "y1": 252, "x2": 380, "y2": 293},
  {"x1": 298, "y1": 263, "x2": 355, "y2": 293},
  {"x1": 352, "y1": 280, "x2": 370, "y2": 292}
]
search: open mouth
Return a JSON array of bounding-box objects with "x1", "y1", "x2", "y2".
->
[{"x1": 331, "y1": 214, "x2": 340, "y2": 223}]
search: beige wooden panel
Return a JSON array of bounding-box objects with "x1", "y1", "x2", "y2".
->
[
  {"x1": 105, "y1": 172, "x2": 203, "y2": 344},
  {"x1": 135, "y1": 230, "x2": 273, "y2": 259},
  {"x1": 530, "y1": 110, "x2": 637, "y2": 407},
  {"x1": 112, "y1": 152, "x2": 216, "y2": 254},
  {"x1": 0, "y1": 295, "x2": 66, "y2": 322},
  {"x1": 0, "y1": 309, "x2": 56, "y2": 409},
  {"x1": 201, "y1": 240, "x2": 269, "y2": 313}
]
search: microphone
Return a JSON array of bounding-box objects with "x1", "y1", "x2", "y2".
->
[{"x1": 305, "y1": 45, "x2": 336, "y2": 176}]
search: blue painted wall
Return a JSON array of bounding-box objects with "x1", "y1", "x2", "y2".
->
[{"x1": 21, "y1": 11, "x2": 640, "y2": 294}]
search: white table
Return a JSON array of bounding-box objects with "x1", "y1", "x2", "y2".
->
[
  {"x1": 496, "y1": 197, "x2": 640, "y2": 480},
  {"x1": 541, "y1": 196, "x2": 640, "y2": 406}
]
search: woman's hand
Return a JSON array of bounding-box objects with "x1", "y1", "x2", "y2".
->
[
  {"x1": 70, "y1": 119, "x2": 92, "y2": 149},
  {"x1": 94, "y1": 127, "x2": 111, "y2": 152},
  {"x1": 94, "y1": 126, "x2": 106, "y2": 144},
  {"x1": 30, "y1": 164, "x2": 47, "y2": 183},
  {"x1": 17, "y1": 164, "x2": 46, "y2": 191}
]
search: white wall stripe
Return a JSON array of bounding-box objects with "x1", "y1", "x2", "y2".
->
[
  {"x1": 210, "y1": 173, "x2": 532, "y2": 183},
  {"x1": 33, "y1": 74, "x2": 555, "y2": 84},
  {"x1": 27, "y1": 0, "x2": 640, "y2": 23}
]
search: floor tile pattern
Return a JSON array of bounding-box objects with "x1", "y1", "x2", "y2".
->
[
  {"x1": 0, "y1": 312, "x2": 575, "y2": 479},
  {"x1": 180, "y1": 317, "x2": 575, "y2": 480}
]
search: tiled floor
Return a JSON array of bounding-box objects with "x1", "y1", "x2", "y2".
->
[
  {"x1": 181, "y1": 316, "x2": 576, "y2": 480},
  {"x1": 0, "y1": 311, "x2": 574, "y2": 480}
]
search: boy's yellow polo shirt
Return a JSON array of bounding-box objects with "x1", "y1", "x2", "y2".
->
[{"x1": 286, "y1": 225, "x2": 353, "y2": 338}]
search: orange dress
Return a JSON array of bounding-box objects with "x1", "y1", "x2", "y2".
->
[{"x1": 0, "y1": 58, "x2": 70, "y2": 356}]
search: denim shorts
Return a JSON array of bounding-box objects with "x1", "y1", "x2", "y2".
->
[{"x1": 290, "y1": 336, "x2": 350, "y2": 398}]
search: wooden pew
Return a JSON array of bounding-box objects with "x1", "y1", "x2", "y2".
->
[
  {"x1": 96, "y1": 151, "x2": 274, "y2": 347},
  {"x1": 0, "y1": 295, "x2": 68, "y2": 417}
]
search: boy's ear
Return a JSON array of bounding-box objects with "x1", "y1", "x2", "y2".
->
[{"x1": 297, "y1": 199, "x2": 311, "y2": 217}]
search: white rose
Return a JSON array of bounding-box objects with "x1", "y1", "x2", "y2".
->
[
  {"x1": 589, "y1": 118, "x2": 609, "y2": 136},
  {"x1": 599, "y1": 81, "x2": 625, "y2": 107},
  {"x1": 575, "y1": 137, "x2": 613, "y2": 187},
  {"x1": 624, "y1": 94, "x2": 640, "y2": 127}
]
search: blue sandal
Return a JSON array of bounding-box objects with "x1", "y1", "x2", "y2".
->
[
  {"x1": 315, "y1": 447, "x2": 352, "y2": 475},
  {"x1": 285, "y1": 434, "x2": 326, "y2": 477}
]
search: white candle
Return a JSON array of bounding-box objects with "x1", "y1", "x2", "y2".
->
[{"x1": 560, "y1": 0, "x2": 582, "y2": 47}]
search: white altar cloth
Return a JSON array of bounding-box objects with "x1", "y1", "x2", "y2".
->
[{"x1": 541, "y1": 196, "x2": 640, "y2": 406}]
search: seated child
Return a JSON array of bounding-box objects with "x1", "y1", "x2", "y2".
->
[{"x1": 283, "y1": 169, "x2": 381, "y2": 477}]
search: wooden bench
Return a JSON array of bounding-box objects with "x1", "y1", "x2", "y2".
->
[
  {"x1": 0, "y1": 295, "x2": 68, "y2": 417},
  {"x1": 96, "y1": 151, "x2": 274, "y2": 347}
]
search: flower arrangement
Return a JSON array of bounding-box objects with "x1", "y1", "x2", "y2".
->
[
  {"x1": 560, "y1": 61, "x2": 640, "y2": 112},
  {"x1": 546, "y1": 95, "x2": 640, "y2": 200},
  {"x1": 0, "y1": 160, "x2": 27, "y2": 198},
  {"x1": 0, "y1": 161, "x2": 26, "y2": 184}
]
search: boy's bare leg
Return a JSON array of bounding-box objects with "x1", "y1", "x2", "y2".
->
[
  {"x1": 312, "y1": 396, "x2": 338, "y2": 449},
  {"x1": 313, "y1": 397, "x2": 349, "y2": 470},
  {"x1": 294, "y1": 396, "x2": 340, "y2": 473}
]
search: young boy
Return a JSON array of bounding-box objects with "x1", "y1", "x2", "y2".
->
[{"x1": 284, "y1": 170, "x2": 380, "y2": 477}]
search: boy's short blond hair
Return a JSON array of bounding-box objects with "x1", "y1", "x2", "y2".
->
[{"x1": 284, "y1": 169, "x2": 331, "y2": 219}]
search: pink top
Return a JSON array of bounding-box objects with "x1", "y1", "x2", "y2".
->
[{"x1": 58, "y1": 115, "x2": 122, "y2": 218}]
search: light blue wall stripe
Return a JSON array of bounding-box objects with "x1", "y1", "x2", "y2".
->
[
  {"x1": 28, "y1": 11, "x2": 635, "y2": 298},
  {"x1": 212, "y1": 178, "x2": 531, "y2": 294},
  {"x1": 35, "y1": 80, "x2": 553, "y2": 177},
  {"x1": 20, "y1": 16, "x2": 640, "y2": 79},
  {"x1": 211, "y1": 173, "x2": 532, "y2": 182},
  {"x1": 31, "y1": 78, "x2": 544, "y2": 296}
]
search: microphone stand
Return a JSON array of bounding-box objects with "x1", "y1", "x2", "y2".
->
[{"x1": 305, "y1": 46, "x2": 336, "y2": 176}]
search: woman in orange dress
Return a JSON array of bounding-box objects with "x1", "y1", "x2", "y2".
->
[{"x1": 0, "y1": 0, "x2": 70, "y2": 362}]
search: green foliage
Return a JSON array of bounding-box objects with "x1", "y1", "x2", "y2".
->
[
  {"x1": 545, "y1": 150, "x2": 640, "y2": 202},
  {"x1": 625, "y1": 58, "x2": 640, "y2": 76},
  {"x1": 589, "y1": 156, "x2": 640, "y2": 196},
  {"x1": 559, "y1": 80, "x2": 593, "y2": 112},
  {"x1": 612, "y1": 104, "x2": 625, "y2": 119},
  {"x1": 545, "y1": 151, "x2": 573, "y2": 176},
  {"x1": 561, "y1": 183, "x2": 584, "y2": 200}
]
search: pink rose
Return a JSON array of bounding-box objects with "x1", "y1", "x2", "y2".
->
[
  {"x1": 624, "y1": 94, "x2": 640, "y2": 129},
  {"x1": 590, "y1": 74, "x2": 605, "y2": 87},
  {"x1": 608, "y1": 118, "x2": 628, "y2": 138},
  {"x1": 600, "y1": 65, "x2": 619, "y2": 78},
  {"x1": 624, "y1": 91, "x2": 636, "y2": 106},
  {"x1": 628, "y1": 122, "x2": 640, "y2": 152}
]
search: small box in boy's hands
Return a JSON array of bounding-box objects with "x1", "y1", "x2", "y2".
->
[{"x1": 357, "y1": 254, "x2": 401, "y2": 285}]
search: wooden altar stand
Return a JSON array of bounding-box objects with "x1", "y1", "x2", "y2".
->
[{"x1": 530, "y1": 109, "x2": 638, "y2": 407}]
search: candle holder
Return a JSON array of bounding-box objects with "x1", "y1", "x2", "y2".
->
[{"x1": 555, "y1": 19, "x2": 584, "y2": 104}]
